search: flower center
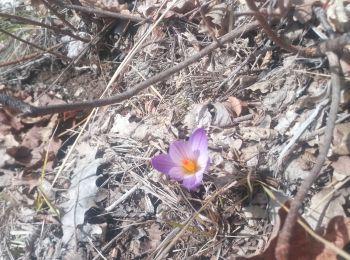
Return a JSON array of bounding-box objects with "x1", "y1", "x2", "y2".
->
[{"x1": 182, "y1": 159, "x2": 198, "y2": 175}]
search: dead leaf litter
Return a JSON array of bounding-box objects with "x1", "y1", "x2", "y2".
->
[{"x1": 1, "y1": 0, "x2": 350, "y2": 259}]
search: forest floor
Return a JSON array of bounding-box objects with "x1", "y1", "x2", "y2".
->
[{"x1": 0, "y1": 0, "x2": 350, "y2": 259}]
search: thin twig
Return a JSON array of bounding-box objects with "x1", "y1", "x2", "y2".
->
[
  {"x1": 41, "y1": 0, "x2": 78, "y2": 31},
  {"x1": 0, "y1": 11, "x2": 89, "y2": 42},
  {"x1": 65, "y1": 4, "x2": 148, "y2": 23},
  {"x1": 0, "y1": 21, "x2": 260, "y2": 117},
  {"x1": 0, "y1": 28, "x2": 69, "y2": 61},
  {"x1": 275, "y1": 51, "x2": 342, "y2": 259},
  {"x1": 245, "y1": 0, "x2": 350, "y2": 57},
  {"x1": 0, "y1": 52, "x2": 42, "y2": 68}
]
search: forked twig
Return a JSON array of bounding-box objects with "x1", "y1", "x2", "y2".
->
[{"x1": 275, "y1": 51, "x2": 342, "y2": 259}]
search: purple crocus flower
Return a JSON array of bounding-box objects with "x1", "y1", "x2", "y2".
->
[{"x1": 151, "y1": 128, "x2": 210, "y2": 191}]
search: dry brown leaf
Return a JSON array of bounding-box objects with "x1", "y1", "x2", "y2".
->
[
  {"x1": 0, "y1": 109, "x2": 24, "y2": 133},
  {"x1": 332, "y1": 123, "x2": 350, "y2": 156},
  {"x1": 331, "y1": 156, "x2": 350, "y2": 178},
  {"x1": 5, "y1": 112, "x2": 61, "y2": 169},
  {"x1": 238, "y1": 203, "x2": 350, "y2": 260},
  {"x1": 199, "y1": 2, "x2": 228, "y2": 37},
  {"x1": 225, "y1": 96, "x2": 246, "y2": 117},
  {"x1": 317, "y1": 216, "x2": 350, "y2": 259}
]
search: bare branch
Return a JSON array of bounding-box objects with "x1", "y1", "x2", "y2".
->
[{"x1": 0, "y1": 21, "x2": 260, "y2": 117}]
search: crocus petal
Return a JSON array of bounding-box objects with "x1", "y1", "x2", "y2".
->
[
  {"x1": 168, "y1": 166, "x2": 186, "y2": 181},
  {"x1": 169, "y1": 140, "x2": 195, "y2": 164},
  {"x1": 189, "y1": 128, "x2": 209, "y2": 167},
  {"x1": 189, "y1": 128, "x2": 208, "y2": 153},
  {"x1": 182, "y1": 175, "x2": 201, "y2": 190},
  {"x1": 151, "y1": 154, "x2": 175, "y2": 175}
]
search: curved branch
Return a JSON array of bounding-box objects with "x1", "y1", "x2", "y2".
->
[{"x1": 0, "y1": 21, "x2": 260, "y2": 117}]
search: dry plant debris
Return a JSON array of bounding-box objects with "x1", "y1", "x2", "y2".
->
[{"x1": 0, "y1": 0, "x2": 350, "y2": 259}]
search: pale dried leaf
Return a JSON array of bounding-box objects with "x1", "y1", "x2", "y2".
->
[
  {"x1": 332, "y1": 123, "x2": 350, "y2": 155},
  {"x1": 331, "y1": 156, "x2": 350, "y2": 180},
  {"x1": 327, "y1": 0, "x2": 350, "y2": 33},
  {"x1": 211, "y1": 102, "x2": 233, "y2": 127},
  {"x1": 240, "y1": 126, "x2": 278, "y2": 141},
  {"x1": 305, "y1": 186, "x2": 348, "y2": 229},
  {"x1": 247, "y1": 80, "x2": 271, "y2": 93},
  {"x1": 240, "y1": 145, "x2": 259, "y2": 167},
  {"x1": 60, "y1": 142, "x2": 102, "y2": 246}
]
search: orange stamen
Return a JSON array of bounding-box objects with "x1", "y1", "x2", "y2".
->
[{"x1": 182, "y1": 159, "x2": 198, "y2": 175}]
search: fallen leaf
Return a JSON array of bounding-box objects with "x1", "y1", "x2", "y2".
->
[
  {"x1": 210, "y1": 102, "x2": 234, "y2": 127},
  {"x1": 332, "y1": 123, "x2": 350, "y2": 156},
  {"x1": 317, "y1": 216, "x2": 350, "y2": 259},
  {"x1": 239, "y1": 126, "x2": 278, "y2": 141},
  {"x1": 225, "y1": 96, "x2": 246, "y2": 117},
  {"x1": 238, "y1": 204, "x2": 350, "y2": 259},
  {"x1": 199, "y1": 2, "x2": 228, "y2": 37},
  {"x1": 240, "y1": 145, "x2": 259, "y2": 167},
  {"x1": 327, "y1": 0, "x2": 350, "y2": 33},
  {"x1": 304, "y1": 186, "x2": 348, "y2": 230},
  {"x1": 21, "y1": 94, "x2": 65, "y2": 124},
  {"x1": 184, "y1": 101, "x2": 248, "y2": 129},
  {"x1": 60, "y1": 142, "x2": 103, "y2": 247},
  {"x1": 331, "y1": 156, "x2": 350, "y2": 180}
]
